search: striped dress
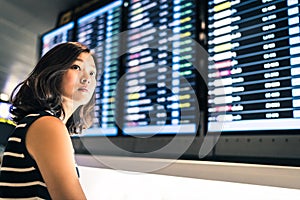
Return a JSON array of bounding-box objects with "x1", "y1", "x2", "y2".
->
[{"x1": 0, "y1": 111, "x2": 78, "y2": 199}]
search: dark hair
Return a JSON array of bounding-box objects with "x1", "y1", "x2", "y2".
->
[{"x1": 10, "y1": 42, "x2": 96, "y2": 134}]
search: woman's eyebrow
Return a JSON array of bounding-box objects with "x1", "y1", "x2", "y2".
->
[
  {"x1": 75, "y1": 58, "x2": 84, "y2": 62},
  {"x1": 75, "y1": 58, "x2": 96, "y2": 68}
]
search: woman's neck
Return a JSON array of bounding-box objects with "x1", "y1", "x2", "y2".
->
[{"x1": 61, "y1": 98, "x2": 79, "y2": 124}]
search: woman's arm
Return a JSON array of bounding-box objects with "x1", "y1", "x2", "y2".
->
[{"x1": 26, "y1": 116, "x2": 87, "y2": 200}]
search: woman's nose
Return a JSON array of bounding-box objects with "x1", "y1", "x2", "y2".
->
[
  {"x1": 80, "y1": 78, "x2": 88, "y2": 84},
  {"x1": 80, "y1": 73, "x2": 90, "y2": 84}
]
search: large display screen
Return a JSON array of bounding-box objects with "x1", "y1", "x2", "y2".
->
[
  {"x1": 207, "y1": 0, "x2": 300, "y2": 132},
  {"x1": 121, "y1": 0, "x2": 201, "y2": 135},
  {"x1": 40, "y1": 21, "x2": 74, "y2": 56},
  {"x1": 76, "y1": 0, "x2": 123, "y2": 136}
]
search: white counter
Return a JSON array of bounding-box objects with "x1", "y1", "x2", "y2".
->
[{"x1": 76, "y1": 155, "x2": 300, "y2": 200}]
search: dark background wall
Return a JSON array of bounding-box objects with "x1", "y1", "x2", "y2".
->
[{"x1": 0, "y1": 0, "x2": 85, "y2": 98}]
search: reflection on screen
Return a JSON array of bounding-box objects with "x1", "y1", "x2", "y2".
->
[
  {"x1": 41, "y1": 22, "x2": 74, "y2": 56},
  {"x1": 77, "y1": 0, "x2": 123, "y2": 136},
  {"x1": 207, "y1": 0, "x2": 300, "y2": 131}
]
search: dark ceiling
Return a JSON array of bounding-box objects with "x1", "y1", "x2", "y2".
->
[{"x1": 0, "y1": 0, "x2": 85, "y2": 100}]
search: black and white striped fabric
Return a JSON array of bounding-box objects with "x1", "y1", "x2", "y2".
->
[{"x1": 0, "y1": 111, "x2": 60, "y2": 199}]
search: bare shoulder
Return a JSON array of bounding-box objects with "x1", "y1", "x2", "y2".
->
[
  {"x1": 26, "y1": 115, "x2": 73, "y2": 159},
  {"x1": 29, "y1": 115, "x2": 67, "y2": 132},
  {"x1": 27, "y1": 115, "x2": 69, "y2": 140}
]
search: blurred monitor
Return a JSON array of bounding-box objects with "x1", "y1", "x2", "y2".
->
[{"x1": 40, "y1": 21, "x2": 74, "y2": 56}]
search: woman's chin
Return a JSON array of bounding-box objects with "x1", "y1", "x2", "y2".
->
[{"x1": 74, "y1": 98, "x2": 91, "y2": 107}]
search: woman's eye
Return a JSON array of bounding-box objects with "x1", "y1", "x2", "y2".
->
[
  {"x1": 70, "y1": 65, "x2": 81, "y2": 70},
  {"x1": 90, "y1": 71, "x2": 96, "y2": 76}
]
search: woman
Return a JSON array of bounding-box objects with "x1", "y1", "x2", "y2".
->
[{"x1": 0, "y1": 42, "x2": 97, "y2": 199}]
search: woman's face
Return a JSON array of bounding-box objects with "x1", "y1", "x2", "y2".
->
[{"x1": 61, "y1": 52, "x2": 97, "y2": 107}]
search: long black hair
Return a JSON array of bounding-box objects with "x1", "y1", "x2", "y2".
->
[{"x1": 10, "y1": 42, "x2": 96, "y2": 134}]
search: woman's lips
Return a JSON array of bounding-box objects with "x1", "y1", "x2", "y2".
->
[{"x1": 78, "y1": 87, "x2": 89, "y2": 92}]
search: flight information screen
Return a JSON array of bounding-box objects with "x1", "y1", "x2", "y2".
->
[
  {"x1": 41, "y1": 22, "x2": 74, "y2": 56},
  {"x1": 121, "y1": 0, "x2": 201, "y2": 135},
  {"x1": 207, "y1": 0, "x2": 300, "y2": 132},
  {"x1": 77, "y1": 0, "x2": 123, "y2": 136}
]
